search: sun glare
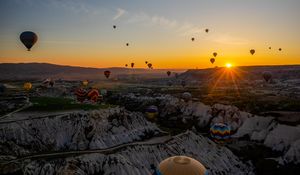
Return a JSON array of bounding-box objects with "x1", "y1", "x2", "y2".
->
[{"x1": 226, "y1": 63, "x2": 232, "y2": 68}]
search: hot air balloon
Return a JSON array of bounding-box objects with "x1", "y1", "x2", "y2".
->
[
  {"x1": 182, "y1": 92, "x2": 192, "y2": 102},
  {"x1": 191, "y1": 37, "x2": 195, "y2": 41},
  {"x1": 279, "y1": 48, "x2": 282, "y2": 51},
  {"x1": 20, "y1": 31, "x2": 38, "y2": 51},
  {"x1": 113, "y1": 25, "x2": 116, "y2": 29},
  {"x1": 125, "y1": 64, "x2": 128, "y2": 67},
  {"x1": 167, "y1": 71, "x2": 171, "y2": 76},
  {"x1": 269, "y1": 47, "x2": 272, "y2": 50},
  {"x1": 23, "y1": 82, "x2": 32, "y2": 91},
  {"x1": 210, "y1": 123, "x2": 231, "y2": 143},
  {"x1": 104, "y1": 70, "x2": 111, "y2": 79},
  {"x1": 131, "y1": 63, "x2": 134, "y2": 68},
  {"x1": 205, "y1": 29, "x2": 209, "y2": 33},
  {"x1": 250, "y1": 49, "x2": 255, "y2": 55},
  {"x1": 155, "y1": 156, "x2": 207, "y2": 175},
  {"x1": 262, "y1": 71, "x2": 272, "y2": 83},
  {"x1": 210, "y1": 58, "x2": 215, "y2": 64},
  {"x1": 181, "y1": 80, "x2": 186, "y2": 87},
  {"x1": 148, "y1": 63, "x2": 152, "y2": 69},
  {"x1": 82, "y1": 80, "x2": 89, "y2": 86},
  {"x1": 126, "y1": 43, "x2": 129, "y2": 46},
  {"x1": 75, "y1": 88, "x2": 87, "y2": 103},
  {"x1": 145, "y1": 105, "x2": 158, "y2": 121},
  {"x1": 145, "y1": 61, "x2": 148, "y2": 64},
  {"x1": 213, "y1": 52, "x2": 217, "y2": 57},
  {"x1": 87, "y1": 89, "x2": 100, "y2": 103}
]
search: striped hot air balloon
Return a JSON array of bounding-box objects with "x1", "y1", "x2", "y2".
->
[
  {"x1": 75, "y1": 88, "x2": 87, "y2": 103},
  {"x1": 210, "y1": 123, "x2": 231, "y2": 143},
  {"x1": 145, "y1": 105, "x2": 158, "y2": 121}
]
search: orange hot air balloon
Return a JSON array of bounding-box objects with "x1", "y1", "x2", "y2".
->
[
  {"x1": 23, "y1": 82, "x2": 32, "y2": 91},
  {"x1": 20, "y1": 31, "x2": 38, "y2": 51},
  {"x1": 250, "y1": 49, "x2": 255, "y2": 55},
  {"x1": 210, "y1": 58, "x2": 215, "y2": 64},
  {"x1": 104, "y1": 70, "x2": 111, "y2": 79},
  {"x1": 167, "y1": 71, "x2": 171, "y2": 76}
]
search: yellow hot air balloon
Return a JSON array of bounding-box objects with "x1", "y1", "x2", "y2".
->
[
  {"x1": 23, "y1": 82, "x2": 32, "y2": 91},
  {"x1": 157, "y1": 156, "x2": 207, "y2": 175},
  {"x1": 82, "y1": 80, "x2": 89, "y2": 86}
]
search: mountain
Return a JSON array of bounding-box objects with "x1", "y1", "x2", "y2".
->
[{"x1": 0, "y1": 63, "x2": 184, "y2": 81}]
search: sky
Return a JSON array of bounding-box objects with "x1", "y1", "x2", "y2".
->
[{"x1": 0, "y1": 0, "x2": 299, "y2": 69}]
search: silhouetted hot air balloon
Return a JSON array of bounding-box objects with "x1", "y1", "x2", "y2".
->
[
  {"x1": 20, "y1": 31, "x2": 38, "y2": 51},
  {"x1": 167, "y1": 71, "x2": 171, "y2": 76},
  {"x1": 210, "y1": 58, "x2": 215, "y2": 64},
  {"x1": 263, "y1": 71, "x2": 272, "y2": 83},
  {"x1": 104, "y1": 70, "x2": 111, "y2": 79},
  {"x1": 126, "y1": 43, "x2": 129, "y2": 46},
  {"x1": 125, "y1": 64, "x2": 128, "y2": 67},
  {"x1": 210, "y1": 123, "x2": 231, "y2": 143},
  {"x1": 205, "y1": 29, "x2": 209, "y2": 33},
  {"x1": 131, "y1": 63, "x2": 134, "y2": 68},
  {"x1": 113, "y1": 25, "x2": 116, "y2": 29},
  {"x1": 145, "y1": 61, "x2": 148, "y2": 64},
  {"x1": 213, "y1": 52, "x2": 217, "y2": 57},
  {"x1": 156, "y1": 156, "x2": 207, "y2": 175},
  {"x1": 23, "y1": 82, "x2": 32, "y2": 91},
  {"x1": 250, "y1": 49, "x2": 255, "y2": 55},
  {"x1": 269, "y1": 47, "x2": 272, "y2": 50},
  {"x1": 279, "y1": 48, "x2": 282, "y2": 51},
  {"x1": 191, "y1": 37, "x2": 195, "y2": 41},
  {"x1": 148, "y1": 63, "x2": 152, "y2": 69}
]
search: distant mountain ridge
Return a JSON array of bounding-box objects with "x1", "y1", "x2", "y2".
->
[{"x1": 0, "y1": 63, "x2": 184, "y2": 80}]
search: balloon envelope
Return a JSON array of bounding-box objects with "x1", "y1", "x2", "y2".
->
[
  {"x1": 213, "y1": 52, "x2": 217, "y2": 57},
  {"x1": 250, "y1": 49, "x2": 255, "y2": 55},
  {"x1": 20, "y1": 31, "x2": 38, "y2": 51},
  {"x1": 157, "y1": 156, "x2": 207, "y2": 175},
  {"x1": 167, "y1": 71, "x2": 171, "y2": 76},
  {"x1": 263, "y1": 71, "x2": 272, "y2": 82},
  {"x1": 210, "y1": 58, "x2": 215, "y2": 64},
  {"x1": 23, "y1": 82, "x2": 32, "y2": 91},
  {"x1": 210, "y1": 123, "x2": 231, "y2": 143},
  {"x1": 104, "y1": 70, "x2": 111, "y2": 78}
]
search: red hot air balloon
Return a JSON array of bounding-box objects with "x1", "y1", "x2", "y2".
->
[
  {"x1": 104, "y1": 70, "x2": 111, "y2": 79},
  {"x1": 20, "y1": 31, "x2": 38, "y2": 51},
  {"x1": 210, "y1": 58, "x2": 215, "y2": 64},
  {"x1": 250, "y1": 49, "x2": 255, "y2": 55},
  {"x1": 167, "y1": 71, "x2": 171, "y2": 76}
]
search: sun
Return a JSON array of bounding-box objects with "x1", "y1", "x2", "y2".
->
[{"x1": 226, "y1": 63, "x2": 232, "y2": 68}]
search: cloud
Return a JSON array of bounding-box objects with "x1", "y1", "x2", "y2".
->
[{"x1": 113, "y1": 8, "x2": 127, "y2": 20}]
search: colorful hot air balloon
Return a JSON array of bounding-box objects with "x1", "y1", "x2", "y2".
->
[
  {"x1": 75, "y1": 88, "x2": 87, "y2": 103},
  {"x1": 20, "y1": 31, "x2": 38, "y2": 51},
  {"x1": 191, "y1": 37, "x2": 195, "y2": 41},
  {"x1": 210, "y1": 123, "x2": 231, "y2": 143},
  {"x1": 250, "y1": 49, "x2": 255, "y2": 55},
  {"x1": 156, "y1": 156, "x2": 207, "y2": 175},
  {"x1": 23, "y1": 82, "x2": 32, "y2": 91},
  {"x1": 263, "y1": 71, "x2": 272, "y2": 83},
  {"x1": 148, "y1": 63, "x2": 152, "y2": 69},
  {"x1": 182, "y1": 92, "x2": 192, "y2": 102},
  {"x1": 205, "y1": 29, "x2": 209, "y2": 33},
  {"x1": 87, "y1": 89, "x2": 100, "y2": 103},
  {"x1": 167, "y1": 71, "x2": 171, "y2": 76},
  {"x1": 145, "y1": 105, "x2": 158, "y2": 121},
  {"x1": 210, "y1": 58, "x2": 215, "y2": 64},
  {"x1": 82, "y1": 80, "x2": 89, "y2": 86},
  {"x1": 104, "y1": 70, "x2": 111, "y2": 79},
  {"x1": 131, "y1": 62, "x2": 134, "y2": 68},
  {"x1": 213, "y1": 52, "x2": 217, "y2": 57}
]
